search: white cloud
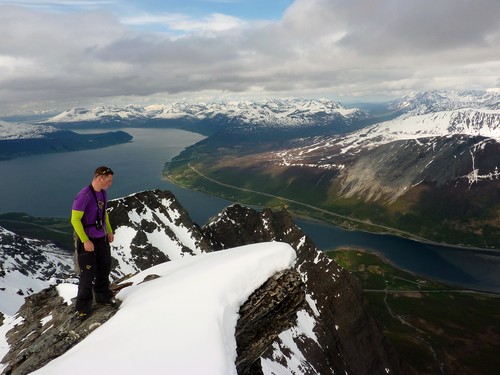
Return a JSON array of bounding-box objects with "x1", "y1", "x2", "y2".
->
[
  {"x1": 0, "y1": 0, "x2": 499, "y2": 115},
  {"x1": 122, "y1": 12, "x2": 246, "y2": 33}
]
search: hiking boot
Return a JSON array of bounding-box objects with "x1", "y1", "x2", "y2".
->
[{"x1": 75, "y1": 311, "x2": 90, "y2": 321}]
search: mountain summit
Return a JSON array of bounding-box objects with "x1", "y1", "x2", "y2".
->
[
  {"x1": 389, "y1": 90, "x2": 500, "y2": 115},
  {"x1": 0, "y1": 190, "x2": 404, "y2": 375}
]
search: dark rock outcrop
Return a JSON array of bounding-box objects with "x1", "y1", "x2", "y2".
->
[
  {"x1": 107, "y1": 189, "x2": 213, "y2": 277},
  {"x1": 1, "y1": 191, "x2": 407, "y2": 375},
  {"x1": 1, "y1": 286, "x2": 118, "y2": 375},
  {"x1": 204, "y1": 204, "x2": 407, "y2": 375},
  {"x1": 235, "y1": 269, "x2": 306, "y2": 375}
]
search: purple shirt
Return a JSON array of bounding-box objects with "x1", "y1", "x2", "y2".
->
[{"x1": 72, "y1": 185, "x2": 107, "y2": 239}]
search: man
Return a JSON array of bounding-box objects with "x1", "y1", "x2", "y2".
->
[{"x1": 71, "y1": 166, "x2": 115, "y2": 319}]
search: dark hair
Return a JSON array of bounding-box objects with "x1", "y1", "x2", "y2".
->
[{"x1": 94, "y1": 166, "x2": 114, "y2": 177}]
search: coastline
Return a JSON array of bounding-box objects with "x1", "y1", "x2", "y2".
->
[
  {"x1": 325, "y1": 246, "x2": 500, "y2": 297},
  {"x1": 164, "y1": 169, "x2": 500, "y2": 253}
]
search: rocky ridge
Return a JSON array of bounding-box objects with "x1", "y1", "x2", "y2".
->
[
  {"x1": 203, "y1": 204, "x2": 404, "y2": 374},
  {"x1": 107, "y1": 189, "x2": 213, "y2": 277},
  {"x1": 389, "y1": 90, "x2": 500, "y2": 115},
  {"x1": 0, "y1": 226, "x2": 72, "y2": 316},
  {"x1": 0, "y1": 190, "x2": 405, "y2": 375}
]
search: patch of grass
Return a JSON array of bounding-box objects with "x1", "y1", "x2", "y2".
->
[
  {"x1": 327, "y1": 249, "x2": 500, "y2": 375},
  {"x1": 0, "y1": 212, "x2": 73, "y2": 251}
]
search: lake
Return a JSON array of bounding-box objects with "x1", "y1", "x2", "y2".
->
[
  {"x1": 0, "y1": 128, "x2": 209, "y2": 218},
  {"x1": 1, "y1": 127, "x2": 499, "y2": 293}
]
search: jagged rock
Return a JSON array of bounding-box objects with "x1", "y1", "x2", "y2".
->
[
  {"x1": 204, "y1": 204, "x2": 408, "y2": 375},
  {"x1": 107, "y1": 189, "x2": 212, "y2": 277},
  {"x1": 0, "y1": 226, "x2": 73, "y2": 316},
  {"x1": 0, "y1": 189, "x2": 211, "y2": 317},
  {"x1": 1, "y1": 191, "x2": 408, "y2": 374},
  {"x1": 235, "y1": 269, "x2": 306, "y2": 375},
  {"x1": 1, "y1": 286, "x2": 118, "y2": 375}
]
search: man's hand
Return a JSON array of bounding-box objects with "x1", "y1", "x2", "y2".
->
[
  {"x1": 107, "y1": 232, "x2": 114, "y2": 243},
  {"x1": 83, "y1": 240, "x2": 94, "y2": 252}
]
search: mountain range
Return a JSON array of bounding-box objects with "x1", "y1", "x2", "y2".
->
[
  {"x1": 388, "y1": 89, "x2": 500, "y2": 115},
  {"x1": 42, "y1": 98, "x2": 369, "y2": 130},
  {"x1": 164, "y1": 90, "x2": 500, "y2": 248},
  {"x1": 2, "y1": 90, "x2": 500, "y2": 373},
  {"x1": 40, "y1": 90, "x2": 500, "y2": 131},
  {"x1": 4, "y1": 90, "x2": 499, "y2": 247},
  {"x1": 0, "y1": 98, "x2": 373, "y2": 160}
]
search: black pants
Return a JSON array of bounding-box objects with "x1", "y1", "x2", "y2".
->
[{"x1": 75, "y1": 236, "x2": 113, "y2": 313}]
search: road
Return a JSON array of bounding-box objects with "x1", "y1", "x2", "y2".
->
[{"x1": 186, "y1": 163, "x2": 450, "y2": 243}]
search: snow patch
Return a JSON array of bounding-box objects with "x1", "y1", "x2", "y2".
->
[{"x1": 33, "y1": 242, "x2": 296, "y2": 375}]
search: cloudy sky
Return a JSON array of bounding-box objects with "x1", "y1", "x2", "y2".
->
[{"x1": 1, "y1": 0, "x2": 499, "y2": 115}]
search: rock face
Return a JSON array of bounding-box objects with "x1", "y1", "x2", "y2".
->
[
  {"x1": 235, "y1": 269, "x2": 306, "y2": 375},
  {"x1": 107, "y1": 189, "x2": 213, "y2": 277},
  {"x1": 0, "y1": 226, "x2": 73, "y2": 316},
  {"x1": 0, "y1": 286, "x2": 119, "y2": 375},
  {"x1": 1, "y1": 190, "x2": 406, "y2": 374},
  {"x1": 204, "y1": 204, "x2": 406, "y2": 374}
]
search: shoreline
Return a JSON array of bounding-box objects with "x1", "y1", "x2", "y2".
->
[
  {"x1": 162, "y1": 174, "x2": 500, "y2": 294},
  {"x1": 293, "y1": 212, "x2": 500, "y2": 254},
  {"x1": 164, "y1": 170, "x2": 500, "y2": 253},
  {"x1": 326, "y1": 246, "x2": 500, "y2": 297}
]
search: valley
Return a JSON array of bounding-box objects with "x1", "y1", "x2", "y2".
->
[
  {"x1": 329, "y1": 249, "x2": 500, "y2": 375},
  {"x1": 2, "y1": 91, "x2": 500, "y2": 373},
  {"x1": 164, "y1": 135, "x2": 500, "y2": 249},
  {"x1": 163, "y1": 91, "x2": 500, "y2": 249}
]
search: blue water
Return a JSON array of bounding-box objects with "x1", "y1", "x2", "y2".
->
[
  {"x1": 296, "y1": 219, "x2": 500, "y2": 293},
  {"x1": 0, "y1": 128, "x2": 208, "y2": 218},
  {"x1": 1, "y1": 127, "x2": 499, "y2": 293}
]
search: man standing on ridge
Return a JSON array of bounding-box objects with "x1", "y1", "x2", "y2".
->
[{"x1": 71, "y1": 166, "x2": 115, "y2": 319}]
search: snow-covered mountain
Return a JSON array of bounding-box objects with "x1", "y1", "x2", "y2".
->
[
  {"x1": 272, "y1": 107, "x2": 500, "y2": 166},
  {"x1": 268, "y1": 93, "x2": 500, "y2": 204},
  {"x1": 0, "y1": 190, "x2": 404, "y2": 375},
  {"x1": 333, "y1": 107, "x2": 500, "y2": 154},
  {"x1": 107, "y1": 189, "x2": 213, "y2": 277},
  {"x1": 0, "y1": 120, "x2": 133, "y2": 160},
  {"x1": 291, "y1": 91, "x2": 500, "y2": 157},
  {"x1": 389, "y1": 89, "x2": 500, "y2": 115},
  {"x1": 46, "y1": 105, "x2": 149, "y2": 125},
  {"x1": 0, "y1": 226, "x2": 72, "y2": 316},
  {"x1": 0, "y1": 121, "x2": 59, "y2": 141},
  {"x1": 0, "y1": 190, "x2": 211, "y2": 318},
  {"x1": 150, "y1": 98, "x2": 365, "y2": 126},
  {"x1": 42, "y1": 99, "x2": 368, "y2": 129},
  {"x1": 166, "y1": 90, "x2": 500, "y2": 248}
]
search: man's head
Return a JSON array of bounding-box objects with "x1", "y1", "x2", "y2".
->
[{"x1": 93, "y1": 166, "x2": 113, "y2": 191}]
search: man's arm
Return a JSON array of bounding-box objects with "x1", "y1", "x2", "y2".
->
[
  {"x1": 71, "y1": 210, "x2": 94, "y2": 251},
  {"x1": 71, "y1": 210, "x2": 89, "y2": 242},
  {"x1": 105, "y1": 211, "x2": 114, "y2": 243}
]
